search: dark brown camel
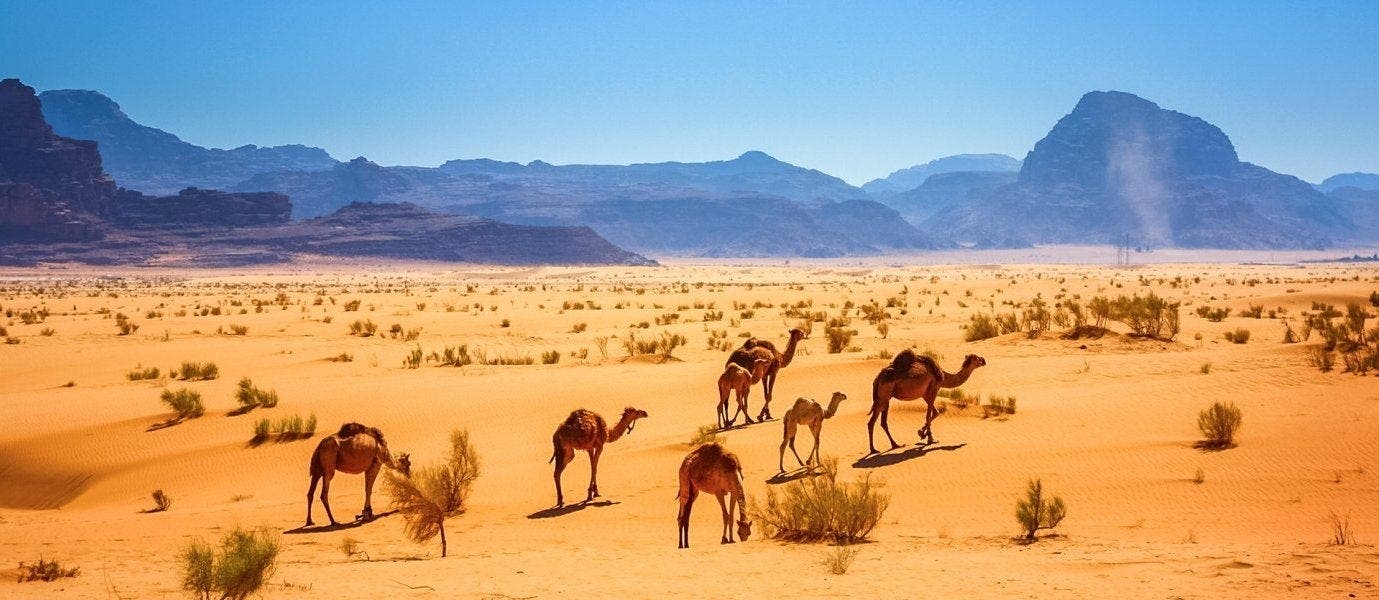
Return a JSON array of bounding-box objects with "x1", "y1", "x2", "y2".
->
[
  {"x1": 867, "y1": 350, "x2": 986, "y2": 454},
  {"x1": 724, "y1": 328, "x2": 806, "y2": 421},
  {"x1": 305, "y1": 422, "x2": 411, "y2": 526}
]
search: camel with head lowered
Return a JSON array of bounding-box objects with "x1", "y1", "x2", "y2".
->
[
  {"x1": 305, "y1": 422, "x2": 411, "y2": 527},
  {"x1": 724, "y1": 328, "x2": 807, "y2": 421},
  {"x1": 867, "y1": 350, "x2": 986, "y2": 455},
  {"x1": 550, "y1": 407, "x2": 649, "y2": 508},
  {"x1": 677, "y1": 442, "x2": 751, "y2": 548}
]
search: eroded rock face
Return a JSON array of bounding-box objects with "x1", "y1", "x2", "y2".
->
[
  {"x1": 114, "y1": 187, "x2": 291, "y2": 228},
  {"x1": 0, "y1": 78, "x2": 119, "y2": 241}
]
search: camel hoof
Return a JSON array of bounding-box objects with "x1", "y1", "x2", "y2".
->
[
  {"x1": 305, "y1": 520, "x2": 314, "y2": 527},
  {"x1": 721, "y1": 538, "x2": 732, "y2": 544}
]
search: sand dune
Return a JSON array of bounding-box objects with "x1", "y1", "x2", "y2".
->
[{"x1": 1, "y1": 262, "x2": 1376, "y2": 597}]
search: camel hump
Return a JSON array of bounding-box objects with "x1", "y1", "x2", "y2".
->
[
  {"x1": 336, "y1": 422, "x2": 385, "y2": 445},
  {"x1": 890, "y1": 348, "x2": 918, "y2": 372}
]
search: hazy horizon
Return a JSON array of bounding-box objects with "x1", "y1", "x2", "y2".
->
[{"x1": 3, "y1": 1, "x2": 1377, "y2": 185}]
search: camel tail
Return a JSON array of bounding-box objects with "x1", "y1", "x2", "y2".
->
[
  {"x1": 549, "y1": 432, "x2": 559, "y2": 464},
  {"x1": 870, "y1": 372, "x2": 884, "y2": 417},
  {"x1": 309, "y1": 453, "x2": 322, "y2": 478}
]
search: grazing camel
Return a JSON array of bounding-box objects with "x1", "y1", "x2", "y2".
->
[
  {"x1": 550, "y1": 407, "x2": 649, "y2": 507},
  {"x1": 676, "y1": 442, "x2": 752, "y2": 548},
  {"x1": 716, "y1": 358, "x2": 772, "y2": 428},
  {"x1": 725, "y1": 328, "x2": 807, "y2": 421},
  {"x1": 778, "y1": 392, "x2": 847, "y2": 473},
  {"x1": 867, "y1": 350, "x2": 987, "y2": 454},
  {"x1": 305, "y1": 422, "x2": 411, "y2": 527}
]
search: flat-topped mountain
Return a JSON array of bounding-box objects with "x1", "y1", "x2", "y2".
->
[
  {"x1": 38, "y1": 89, "x2": 337, "y2": 195},
  {"x1": 938, "y1": 91, "x2": 1355, "y2": 249}
]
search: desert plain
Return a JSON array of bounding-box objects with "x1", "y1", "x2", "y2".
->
[{"x1": 1, "y1": 255, "x2": 1377, "y2": 598}]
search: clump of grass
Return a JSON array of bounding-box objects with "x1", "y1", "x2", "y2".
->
[
  {"x1": 402, "y1": 345, "x2": 423, "y2": 369},
  {"x1": 40, "y1": 327, "x2": 55, "y2": 336},
  {"x1": 1015, "y1": 478, "x2": 1067, "y2": 541},
  {"x1": 751, "y1": 457, "x2": 890, "y2": 544},
  {"x1": 252, "y1": 414, "x2": 316, "y2": 443},
  {"x1": 1223, "y1": 328, "x2": 1251, "y2": 344},
  {"x1": 234, "y1": 378, "x2": 279, "y2": 410},
  {"x1": 1196, "y1": 401, "x2": 1242, "y2": 450},
  {"x1": 1199, "y1": 362, "x2": 1212, "y2": 374},
  {"x1": 342, "y1": 299, "x2": 362, "y2": 311},
  {"x1": 825, "y1": 326, "x2": 856, "y2": 354},
  {"x1": 17, "y1": 558, "x2": 80, "y2": 582},
  {"x1": 386, "y1": 429, "x2": 481, "y2": 557},
  {"x1": 688, "y1": 424, "x2": 721, "y2": 446},
  {"x1": 428, "y1": 345, "x2": 472, "y2": 367},
  {"x1": 348, "y1": 319, "x2": 378, "y2": 337},
  {"x1": 1192, "y1": 467, "x2": 1205, "y2": 484},
  {"x1": 570, "y1": 322, "x2": 588, "y2": 333},
  {"x1": 175, "y1": 361, "x2": 219, "y2": 381},
  {"x1": 180, "y1": 527, "x2": 280, "y2": 600},
  {"x1": 821, "y1": 545, "x2": 859, "y2": 575},
  {"x1": 339, "y1": 537, "x2": 369, "y2": 561},
  {"x1": 226, "y1": 324, "x2": 249, "y2": 336},
  {"x1": 127, "y1": 366, "x2": 161, "y2": 381},
  {"x1": 965, "y1": 313, "x2": 1000, "y2": 342},
  {"x1": 656, "y1": 332, "x2": 687, "y2": 362},
  {"x1": 541, "y1": 350, "x2": 561, "y2": 365},
  {"x1": 161, "y1": 389, "x2": 205, "y2": 420},
  {"x1": 327, "y1": 352, "x2": 354, "y2": 363},
  {"x1": 1329, "y1": 512, "x2": 1355, "y2": 545},
  {"x1": 252, "y1": 418, "x2": 271, "y2": 442},
  {"x1": 149, "y1": 489, "x2": 172, "y2": 512},
  {"x1": 1307, "y1": 345, "x2": 1335, "y2": 372}
]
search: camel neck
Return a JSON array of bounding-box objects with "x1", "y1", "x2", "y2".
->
[
  {"x1": 779, "y1": 335, "x2": 801, "y2": 368},
  {"x1": 823, "y1": 397, "x2": 844, "y2": 419},
  {"x1": 941, "y1": 364, "x2": 976, "y2": 388},
  {"x1": 607, "y1": 418, "x2": 633, "y2": 443}
]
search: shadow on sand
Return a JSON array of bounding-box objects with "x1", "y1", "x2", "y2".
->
[
  {"x1": 852, "y1": 443, "x2": 966, "y2": 469},
  {"x1": 526, "y1": 499, "x2": 620, "y2": 519},
  {"x1": 765, "y1": 467, "x2": 824, "y2": 485},
  {"x1": 284, "y1": 510, "x2": 397, "y2": 534}
]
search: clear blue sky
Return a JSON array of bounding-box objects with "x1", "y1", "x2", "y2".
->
[{"x1": 3, "y1": 1, "x2": 1376, "y2": 184}]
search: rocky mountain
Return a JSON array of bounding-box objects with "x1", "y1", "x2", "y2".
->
[
  {"x1": 236, "y1": 151, "x2": 939, "y2": 257},
  {"x1": 1318, "y1": 172, "x2": 1379, "y2": 193},
  {"x1": 38, "y1": 89, "x2": 336, "y2": 195},
  {"x1": 113, "y1": 188, "x2": 290, "y2": 229},
  {"x1": 883, "y1": 170, "x2": 1016, "y2": 225},
  {"x1": 862, "y1": 154, "x2": 1021, "y2": 197},
  {"x1": 937, "y1": 91, "x2": 1356, "y2": 249}
]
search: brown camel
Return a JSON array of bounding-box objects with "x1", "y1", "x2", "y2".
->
[
  {"x1": 867, "y1": 350, "x2": 986, "y2": 454},
  {"x1": 305, "y1": 422, "x2": 411, "y2": 526},
  {"x1": 716, "y1": 358, "x2": 772, "y2": 428},
  {"x1": 725, "y1": 328, "x2": 806, "y2": 421},
  {"x1": 778, "y1": 391, "x2": 847, "y2": 473},
  {"x1": 676, "y1": 442, "x2": 751, "y2": 548},
  {"x1": 549, "y1": 407, "x2": 649, "y2": 507}
]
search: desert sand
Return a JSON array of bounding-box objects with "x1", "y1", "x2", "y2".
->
[{"x1": 1, "y1": 256, "x2": 1377, "y2": 598}]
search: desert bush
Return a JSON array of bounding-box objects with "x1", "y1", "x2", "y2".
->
[
  {"x1": 328, "y1": 352, "x2": 353, "y2": 362},
  {"x1": 821, "y1": 546, "x2": 859, "y2": 575},
  {"x1": 252, "y1": 418, "x2": 270, "y2": 442},
  {"x1": 688, "y1": 424, "x2": 721, "y2": 446},
  {"x1": 17, "y1": 558, "x2": 80, "y2": 582},
  {"x1": 875, "y1": 322, "x2": 889, "y2": 339},
  {"x1": 180, "y1": 527, "x2": 279, "y2": 600},
  {"x1": 151, "y1": 489, "x2": 172, "y2": 512},
  {"x1": 1307, "y1": 345, "x2": 1336, "y2": 372},
  {"x1": 966, "y1": 313, "x2": 1000, "y2": 342},
  {"x1": 1371, "y1": 291, "x2": 1379, "y2": 308},
  {"x1": 1192, "y1": 467, "x2": 1205, "y2": 484},
  {"x1": 127, "y1": 366, "x2": 161, "y2": 381},
  {"x1": 570, "y1": 322, "x2": 588, "y2": 333},
  {"x1": 656, "y1": 332, "x2": 687, "y2": 361},
  {"x1": 403, "y1": 345, "x2": 423, "y2": 369},
  {"x1": 161, "y1": 389, "x2": 205, "y2": 420},
  {"x1": 40, "y1": 327, "x2": 55, "y2": 336},
  {"x1": 1224, "y1": 328, "x2": 1251, "y2": 344},
  {"x1": 1329, "y1": 512, "x2": 1355, "y2": 545},
  {"x1": 115, "y1": 312, "x2": 139, "y2": 335},
  {"x1": 428, "y1": 345, "x2": 472, "y2": 367},
  {"x1": 751, "y1": 458, "x2": 890, "y2": 544},
  {"x1": 387, "y1": 429, "x2": 481, "y2": 557},
  {"x1": 226, "y1": 324, "x2": 248, "y2": 336},
  {"x1": 348, "y1": 319, "x2": 378, "y2": 337},
  {"x1": 1241, "y1": 305, "x2": 1264, "y2": 319},
  {"x1": 1111, "y1": 293, "x2": 1180, "y2": 339},
  {"x1": 1021, "y1": 299, "x2": 1052, "y2": 338},
  {"x1": 343, "y1": 299, "x2": 362, "y2": 311},
  {"x1": 176, "y1": 361, "x2": 219, "y2": 381},
  {"x1": 1196, "y1": 305, "x2": 1230, "y2": 322},
  {"x1": 995, "y1": 312, "x2": 1020, "y2": 334},
  {"x1": 1197, "y1": 401, "x2": 1242, "y2": 449},
  {"x1": 825, "y1": 326, "x2": 856, "y2": 354},
  {"x1": 541, "y1": 350, "x2": 561, "y2": 364},
  {"x1": 1200, "y1": 362, "x2": 1212, "y2": 374},
  {"x1": 234, "y1": 378, "x2": 279, "y2": 409},
  {"x1": 1015, "y1": 478, "x2": 1067, "y2": 541},
  {"x1": 339, "y1": 537, "x2": 368, "y2": 561}
]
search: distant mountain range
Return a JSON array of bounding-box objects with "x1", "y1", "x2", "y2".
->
[{"x1": 24, "y1": 84, "x2": 1379, "y2": 255}]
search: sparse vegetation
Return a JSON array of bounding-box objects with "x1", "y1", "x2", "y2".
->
[
  {"x1": 688, "y1": 424, "x2": 721, "y2": 446},
  {"x1": 541, "y1": 350, "x2": 561, "y2": 364},
  {"x1": 1015, "y1": 478, "x2": 1067, "y2": 541},
  {"x1": 821, "y1": 545, "x2": 859, "y2": 575},
  {"x1": 825, "y1": 325, "x2": 856, "y2": 354},
  {"x1": 1196, "y1": 401, "x2": 1242, "y2": 449},
  {"x1": 386, "y1": 429, "x2": 481, "y2": 558},
  {"x1": 348, "y1": 319, "x2": 378, "y2": 337},
  {"x1": 175, "y1": 361, "x2": 219, "y2": 381},
  {"x1": 751, "y1": 458, "x2": 890, "y2": 544},
  {"x1": 161, "y1": 389, "x2": 205, "y2": 420},
  {"x1": 1224, "y1": 328, "x2": 1251, "y2": 344},
  {"x1": 234, "y1": 378, "x2": 279, "y2": 410},
  {"x1": 1329, "y1": 512, "x2": 1355, "y2": 545},
  {"x1": 1199, "y1": 362, "x2": 1213, "y2": 374},
  {"x1": 151, "y1": 489, "x2": 172, "y2": 512},
  {"x1": 180, "y1": 527, "x2": 280, "y2": 600},
  {"x1": 127, "y1": 366, "x2": 161, "y2": 381},
  {"x1": 17, "y1": 558, "x2": 80, "y2": 582}
]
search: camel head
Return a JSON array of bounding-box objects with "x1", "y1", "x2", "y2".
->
[
  {"x1": 621, "y1": 407, "x2": 649, "y2": 434},
  {"x1": 750, "y1": 358, "x2": 772, "y2": 379},
  {"x1": 829, "y1": 391, "x2": 847, "y2": 404},
  {"x1": 394, "y1": 453, "x2": 412, "y2": 477},
  {"x1": 737, "y1": 516, "x2": 753, "y2": 541},
  {"x1": 788, "y1": 328, "x2": 808, "y2": 340},
  {"x1": 963, "y1": 354, "x2": 988, "y2": 370}
]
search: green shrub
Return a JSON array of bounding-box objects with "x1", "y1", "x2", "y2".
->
[
  {"x1": 226, "y1": 324, "x2": 248, "y2": 336},
  {"x1": 161, "y1": 389, "x2": 204, "y2": 420},
  {"x1": 1197, "y1": 401, "x2": 1242, "y2": 449},
  {"x1": 966, "y1": 314, "x2": 1000, "y2": 342},
  {"x1": 180, "y1": 527, "x2": 279, "y2": 600},
  {"x1": 688, "y1": 424, "x2": 721, "y2": 447},
  {"x1": 750, "y1": 458, "x2": 890, "y2": 544},
  {"x1": 234, "y1": 378, "x2": 279, "y2": 409},
  {"x1": 127, "y1": 366, "x2": 161, "y2": 381},
  {"x1": 1015, "y1": 478, "x2": 1067, "y2": 541},
  {"x1": 428, "y1": 345, "x2": 471, "y2": 367},
  {"x1": 252, "y1": 418, "x2": 270, "y2": 442},
  {"x1": 176, "y1": 361, "x2": 219, "y2": 381},
  {"x1": 386, "y1": 429, "x2": 481, "y2": 557},
  {"x1": 1196, "y1": 306, "x2": 1230, "y2": 322}
]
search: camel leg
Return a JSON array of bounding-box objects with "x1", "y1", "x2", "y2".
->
[
  {"x1": 305, "y1": 473, "x2": 320, "y2": 526},
  {"x1": 737, "y1": 387, "x2": 754, "y2": 425},
  {"x1": 919, "y1": 395, "x2": 939, "y2": 445},
  {"x1": 867, "y1": 404, "x2": 882, "y2": 455},
  {"x1": 879, "y1": 405, "x2": 901, "y2": 450},
  {"x1": 717, "y1": 493, "x2": 733, "y2": 544},
  {"x1": 718, "y1": 383, "x2": 731, "y2": 428},
  {"x1": 320, "y1": 472, "x2": 338, "y2": 526},
  {"x1": 677, "y1": 489, "x2": 698, "y2": 549},
  {"x1": 553, "y1": 445, "x2": 575, "y2": 507},
  {"x1": 757, "y1": 373, "x2": 775, "y2": 421},
  {"x1": 789, "y1": 435, "x2": 805, "y2": 469},
  {"x1": 777, "y1": 420, "x2": 793, "y2": 474},
  {"x1": 809, "y1": 424, "x2": 823, "y2": 466},
  {"x1": 586, "y1": 446, "x2": 602, "y2": 502},
  {"x1": 360, "y1": 464, "x2": 379, "y2": 521}
]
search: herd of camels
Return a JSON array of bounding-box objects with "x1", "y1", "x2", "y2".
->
[{"x1": 304, "y1": 328, "x2": 987, "y2": 547}]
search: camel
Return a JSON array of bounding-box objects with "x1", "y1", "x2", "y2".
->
[
  {"x1": 867, "y1": 350, "x2": 987, "y2": 454},
  {"x1": 716, "y1": 358, "x2": 772, "y2": 428},
  {"x1": 305, "y1": 422, "x2": 411, "y2": 527},
  {"x1": 549, "y1": 407, "x2": 649, "y2": 507},
  {"x1": 676, "y1": 442, "x2": 751, "y2": 548},
  {"x1": 778, "y1": 392, "x2": 847, "y2": 473},
  {"x1": 725, "y1": 328, "x2": 807, "y2": 421}
]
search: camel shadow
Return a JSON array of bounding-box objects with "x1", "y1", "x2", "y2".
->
[
  {"x1": 766, "y1": 467, "x2": 823, "y2": 485},
  {"x1": 283, "y1": 510, "x2": 397, "y2": 534},
  {"x1": 852, "y1": 443, "x2": 966, "y2": 469},
  {"x1": 716, "y1": 417, "x2": 776, "y2": 433},
  {"x1": 527, "y1": 499, "x2": 619, "y2": 519}
]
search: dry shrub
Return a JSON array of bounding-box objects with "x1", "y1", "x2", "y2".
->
[
  {"x1": 387, "y1": 429, "x2": 481, "y2": 557},
  {"x1": 180, "y1": 527, "x2": 279, "y2": 600},
  {"x1": 1015, "y1": 478, "x2": 1067, "y2": 541},
  {"x1": 1224, "y1": 328, "x2": 1251, "y2": 344},
  {"x1": 127, "y1": 366, "x2": 161, "y2": 381},
  {"x1": 688, "y1": 424, "x2": 721, "y2": 446},
  {"x1": 1196, "y1": 401, "x2": 1242, "y2": 449},
  {"x1": 751, "y1": 458, "x2": 890, "y2": 544},
  {"x1": 18, "y1": 558, "x2": 80, "y2": 582},
  {"x1": 821, "y1": 545, "x2": 859, "y2": 575},
  {"x1": 151, "y1": 489, "x2": 172, "y2": 512},
  {"x1": 1307, "y1": 346, "x2": 1335, "y2": 372},
  {"x1": 825, "y1": 326, "x2": 856, "y2": 354},
  {"x1": 966, "y1": 314, "x2": 1000, "y2": 342},
  {"x1": 161, "y1": 389, "x2": 205, "y2": 420},
  {"x1": 541, "y1": 349, "x2": 561, "y2": 364},
  {"x1": 1329, "y1": 512, "x2": 1355, "y2": 545}
]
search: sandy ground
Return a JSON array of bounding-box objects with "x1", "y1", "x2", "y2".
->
[{"x1": 1, "y1": 257, "x2": 1377, "y2": 598}]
